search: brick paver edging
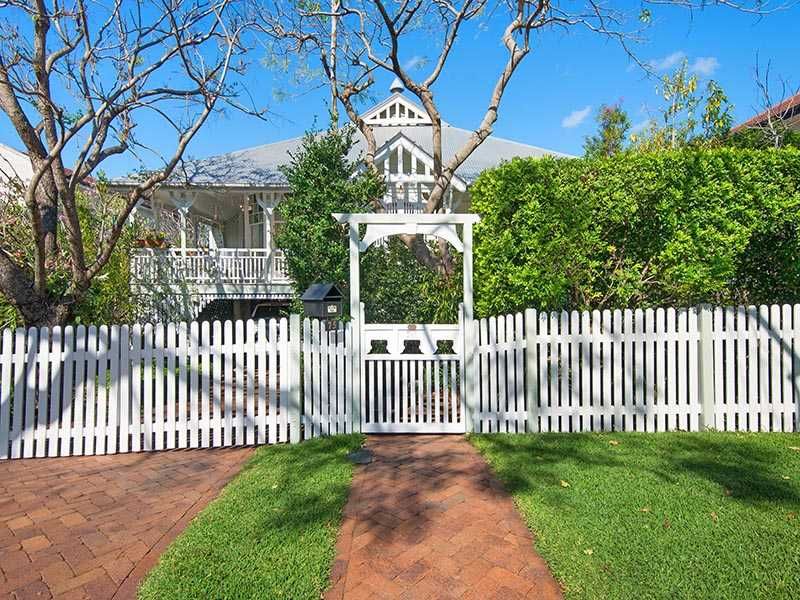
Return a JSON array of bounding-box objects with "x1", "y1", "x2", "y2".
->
[{"x1": 326, "y1": 435, "x2": 563, "y2": 600}]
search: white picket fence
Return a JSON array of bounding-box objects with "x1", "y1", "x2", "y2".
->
[
  {"x1": 0, "y1": 303, "x2": 798, "y2": 460},
  {"x1": 474, "y1": 305, "x2": 799, "y2": 434},
  {"x1": 0, "y1": 317, "x2": 301, "y2": 459},
  {"x1": 302, "y1": 320, "x2": 353, "y2": 439}
]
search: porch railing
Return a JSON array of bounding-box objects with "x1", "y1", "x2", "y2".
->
[{"x1": 131, "y1": 247, "x2": 291, "y2": 286}]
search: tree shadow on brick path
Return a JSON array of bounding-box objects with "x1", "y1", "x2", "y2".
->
[
  {"x1": 327, "y1": 434, "x2": 564, "y2": 599},
  {"x1": 0, "y1": 445, "x2": 252, "y2": 599}
]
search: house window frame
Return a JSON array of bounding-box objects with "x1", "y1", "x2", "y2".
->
[{"x1": 244, "y1": 191, "x2": 286, "y2": 250}]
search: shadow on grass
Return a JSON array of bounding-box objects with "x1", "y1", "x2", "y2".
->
[
  {"x1": 223, "y1": 435, "x2": 368, "y2": 539},
  {"x1": 138, "y1": 434, "x2": 364, "y2": 600},
  {"x1": 474, "y1": 432, "x2": 800, "y2": 507}
]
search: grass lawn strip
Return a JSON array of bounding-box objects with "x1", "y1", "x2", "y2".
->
[
  {"x1": 471, "y1": 432, "x2": 800, "y2": 600},
  {"x1": 138, "y1": 434, "x2": 364, "y2": 600}
]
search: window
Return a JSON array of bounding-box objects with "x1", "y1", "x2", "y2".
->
[{"x1": 248, "y1": 195, "x2": 265, "y2": 248}]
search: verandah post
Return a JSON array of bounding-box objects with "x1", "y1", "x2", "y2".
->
[
  {"x1": 697, "y1": 304, "x2": 715, "y2": 430},
  {"x1": 289, "y1": 314, "x2": 301, "y2": 443}
]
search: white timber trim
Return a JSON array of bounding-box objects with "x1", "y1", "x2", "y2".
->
[
  {"x1": 357, "y1": 223, "x2": 464, "y2": 252},
  {"x1": 369, "y1": 133, "x2": 468, "y2": 192},
  {"x1": 333, "y1": 213, "x2": 479, "y2": 224},
  {"x1": 358, "y1": 93, "x2": 436, "y2": 126}
]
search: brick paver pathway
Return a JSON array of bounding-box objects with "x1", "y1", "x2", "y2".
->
[
  {"x1": 326, "y1": 435, "x2": 563, "y2": 600},
  {"x1": 0, "y1": 448, "x2": 253, "y2": 599}
]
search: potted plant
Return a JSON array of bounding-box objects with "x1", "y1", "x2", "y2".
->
[{"x1": 136, "y1": 232, "x2": 168, "y2": 248}]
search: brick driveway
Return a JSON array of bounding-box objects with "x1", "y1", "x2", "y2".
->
[
  {"x1": 0, "y1": 448, "x2": 253, "y2": 599},
  {"x1": 326, "y1": 435, "x2": 563, "y2": 600}
]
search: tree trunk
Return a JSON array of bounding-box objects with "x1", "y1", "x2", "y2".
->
[
  {"x1": 0, "y1": 250, "x2": 74, "y2": 328},
  {"x1": 19, "y1": 298, "x2": 73, "y2": 329}
]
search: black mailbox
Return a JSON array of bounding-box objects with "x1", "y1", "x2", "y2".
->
[{"x1": 301, "y1": 283, "x2": 344, "y2": 319}]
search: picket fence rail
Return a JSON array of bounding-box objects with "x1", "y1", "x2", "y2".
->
[{"x1": 0, "y1": 303, "x2": 798, "y2": 459}]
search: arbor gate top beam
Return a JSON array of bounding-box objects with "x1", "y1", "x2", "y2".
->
[{"x1": 333, "y1": 213, "x2": 480, "y2": 225}]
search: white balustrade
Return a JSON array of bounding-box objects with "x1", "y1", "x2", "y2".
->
[{"x1": 131, "y1": 248, "x2": 291, "y2": 286}]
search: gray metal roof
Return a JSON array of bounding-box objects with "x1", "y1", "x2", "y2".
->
[{"x1": 115, "y1": 94, "x2": 571, "y2": 188}]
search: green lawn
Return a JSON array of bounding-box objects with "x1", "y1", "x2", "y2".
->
[
  {"x1": 471, "y1": 432, "x2": 800, "y2": 600},
  {"x1": 138, "y1": 434, "x2": 364, "y2": 600}
]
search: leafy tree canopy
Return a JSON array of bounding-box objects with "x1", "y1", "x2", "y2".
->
[
  {"x1": 588, "y1": 62, "x2": 741, "y2": 154},
  {"x1": 276, "y1": 126, "x2": 382, "y2": 297},
  {"x1": 0, "y1": 182, "x2": 140, "y2": 329},
  {"x1": 584, "y1": 104, "x2": 631, "y2": 159}
]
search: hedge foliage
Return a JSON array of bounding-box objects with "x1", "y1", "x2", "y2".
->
[{"x1": 471, "y1": 148, "x2": 800, "y2": 317}]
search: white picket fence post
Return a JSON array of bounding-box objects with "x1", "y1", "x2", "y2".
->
[
  {"x1": 460, "y1": 304, "x2": 476, "y2": 432},
  {"x1": 524, "y1": 308, "x2": 538, "y2": 433},
  {"x1": 289, "y1": 314, "x2": 301, "y2": 443},
  {"x1": 697, "y1": 304, "x2": 716, "y2": 430},
  {"x1": 794, "y1": 304, "x2": 800, "y2": 433}
]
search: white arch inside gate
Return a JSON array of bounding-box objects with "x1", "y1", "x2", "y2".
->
[{"x1": 331, "y1": 212, "x2": 480, "y2": 432}]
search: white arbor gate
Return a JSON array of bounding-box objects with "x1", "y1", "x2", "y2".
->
[
  {"x1": 362, "y1": 321, "x2": 464, "y2": 433},
  {"x1": 334, "y1": 213, "x2": 479, "y2": 434}
]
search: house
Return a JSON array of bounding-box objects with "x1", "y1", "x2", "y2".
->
[
  {"x1": 0, "y1": 142, "x2": 33, "y2": 195},
  {"x1": 732, "y1": 91, "x2": 800, "y2": 133},
  {"x1": 118, "y1": 80, "x2": 568, "y2": 320},
  {"x1": 0, "y1": 142, "x2": 96, "y2": 194}
]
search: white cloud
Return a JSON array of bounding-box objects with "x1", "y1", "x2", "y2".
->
[
  {"x1": 561, "y1": 105, "x2": 592, "y2": 129},
  {"x1": 403, "y1": 55, "x2": 427, "y2": 71},
  {"x1": 690, "y1": 56, "x2": 720, "y2": 76},
  {"x1": 631, "y1": 119, "x2": 654, "y2": 134},
  {"x1": 645, "y1": 52, "x2": 719, "y2": 77},
  {"x1": 647, "y1": 51, "x2": 686, "y2": 72}
]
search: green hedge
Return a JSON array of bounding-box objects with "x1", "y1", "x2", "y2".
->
[{"x1": 471, "y1": 148, "x2": 800, "y2": 317}]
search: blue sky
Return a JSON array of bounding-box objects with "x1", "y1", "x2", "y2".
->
[{"x1": 1, "y1": 3, "x2": 798, "y2": 176}]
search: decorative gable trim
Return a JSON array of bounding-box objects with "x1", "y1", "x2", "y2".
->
[
  {"x1": 368, "y1": 133, "x2": 467, "y2": 192},
  {"x1": 359, "y1": 93, "x2": 433, "y2": 127}
]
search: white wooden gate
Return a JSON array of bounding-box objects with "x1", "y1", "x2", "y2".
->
[
  {"x1": 361, "y1": 322, "x2": 465, "y2": 433},
  {"x1": 334, "y1": 213, "x2": 481, "y2": 436}
]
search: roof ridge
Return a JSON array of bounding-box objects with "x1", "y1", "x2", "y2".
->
[
  {"x1": 0, "y1": 141, "x2": 27, "y2": 157},
  {"x1": 222, "y1": 133, "x2": 308, "y2": 156}
]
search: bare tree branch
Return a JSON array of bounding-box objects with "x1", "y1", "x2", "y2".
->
[
  {"x1": 262, "y1": 0, "x2": 794, "y2": 279},
  {"x1": 0, "y1": 0, "x2": 262, "y2": 326}
]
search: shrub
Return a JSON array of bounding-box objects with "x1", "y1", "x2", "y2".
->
[
  {"x1": 276, "y1": 127, "x2": 383, "y2": 301},
  {"x1": 0, "y1": 186, "x2": 140, "y2": 329},
  {"x1": 471, "y1": 148, "x2": 800, "y2": 316}
]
